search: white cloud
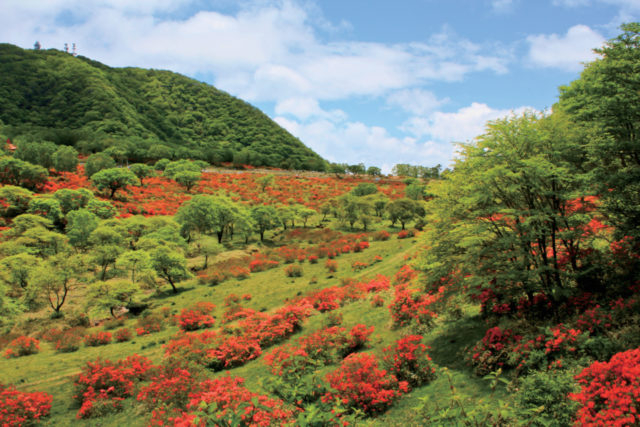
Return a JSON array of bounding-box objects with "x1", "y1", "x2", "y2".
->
[
  {"x1": 527, "y1": 25, "x2": 605, "y2": 71},
  {"x1": 491, "y1": 0, "x2": 516, "y2": 12},
  {"x1": 274, "y1": 97, "x2": 346, "y2": 121},
  {"x1": 275, "y1": 116, "x2": 454, "y2": 173},
  {"x1": 0, "y1": 0, "x2": 510, "y2": 104},
  {"x1": 386, "y1": 89, "x2": 449, "y2": 115},
  {"x1": 401, "y1": 102, "x2": 535, "y2": 142}
]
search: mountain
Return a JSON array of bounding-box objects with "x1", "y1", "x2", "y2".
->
[{"x1": 0, "y1": 43, "x2": 326, "y2": 170}]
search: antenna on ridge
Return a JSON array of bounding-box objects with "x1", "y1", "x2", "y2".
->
[
  {"x1": 64, "y1": 43, "x2": 69, "y2": 53},
  {"x1": 34, "y1": 41, "x2": 41, "y2": 50},
  {"x1": 72, "y1": 43, "x2": 77, "y2": 56}
]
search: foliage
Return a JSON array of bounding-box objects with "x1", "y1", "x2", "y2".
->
[
  {"x1": 0, "y1": 383, "x2": 52, "y2": 426},
  {"x1": 90, "y1": 167, "x2": 139, "y2": 198},
  {"x1": 4, "y1": 336, "x2": 39, "y2": 358},
  {"x1": 382, "y1": 335, "x2": 436, "y2": 389}
]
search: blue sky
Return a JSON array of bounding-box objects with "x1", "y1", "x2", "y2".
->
[{"x1": 1, "y1": 0, "x2": 638, "y2": 172}]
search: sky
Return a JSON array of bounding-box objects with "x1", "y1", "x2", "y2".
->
[{"x1": 1, "y1": 1, "x2": 639, "y2": 173}]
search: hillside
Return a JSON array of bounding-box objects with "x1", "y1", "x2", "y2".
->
[{"x1": 0, "y1": 43, "x2": 326, "y2": 170}]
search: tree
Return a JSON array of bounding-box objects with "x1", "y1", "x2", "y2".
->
[
  {"x1": 420, "y1": 113, "x2": 599, "y2": 317},
  {"x1": 29, "y1": 253, "x2": 83, "y2": 314},
  {"x1": 27, "y1": 197, "x2": 63, "y2": 226},
  {"x1": 86, "y1": 280, "x2": 142, "y2": 318},
  {"x1": 251, "y1": 205, "x2": 279, "y2": 241},
  {"x1": 129, "y1": 163, "x2": 154, "y2": 185},
  {"x1": 386, "y1": 198, "x2": 420, "y2": 230},
  {"x1": 14, "y1": 226, "x2": 69, "y2": 258},
  {"x1": 405, "y1": 183, "x2": 426, "y2": 201},
  {"x1": 89, "y1": 226, "x2": 125, "y2": 279},
  {"x1": 193, "y1": 236, "x2": 222, "y2": 269},
  {"x1": 91, "y1": 168, "x2": 139, "y2": 198},
  {"x1": 256, "y1": 174, "x2": 275, "y2": 191},
  {"x1": 559, "y1": 23, "x2": 640, "y2": 252},
  {"x1": 65, "y1": 209, "x2": 99, "y2": 250},
  {"x1": 15, "y1": 140, "x2": 57, "y2": 169},
  {"x1": 116, "y1": 250, "x2": 152, "y2": 283},
  {"x1": 352, "y1": 182, "x2": 378, "y2": 197},
  {"x1": 175, "y1": 195, "x2": 237, "y2": 243},
  {"x1": 8, "y1": 214, "x2": 53, "y2": 236},
  {"x1": 0, "y1": 185, "x2": 33, "y2": 218},
  {"x1": 150, "y1": 246, "x2": 191, "y2": 293},
  {"x1": 347, "y1": 163, "x2": 366, "y2": 175},
  {"x1": 0, "y1": 253, "x2": 40, "y2": 290},
  {"x1": 52, "y1": 145, "x2": 79, "y2": 172},
  {"x1": 53, "y1": 188, "x2": 94, "y2": 214},
  {"x1": 173, "y1": 170, "x2": 202, "y2": 192},
  {"x1": 84, "y1": 152, "x2": 116, "y2": 177},
  {"x1": 0, "y1": 157, "x2": 48, "y2": 190},
  {"x1": 298, "y1": 207, "x2": 316, "y2": 228},
  {"x1": 366, "y1": 166, "x2": 382, "y2": 177}
]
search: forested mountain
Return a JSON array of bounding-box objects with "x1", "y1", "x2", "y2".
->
[{"x1": 0, "y1": 43, "x2": 326, "y2": 170}]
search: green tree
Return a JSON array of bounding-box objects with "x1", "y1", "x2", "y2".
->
[
  {"x1": 419, "y1": 113, "x2": 599, "y2": 317},
  {"x1": 91, "y1": 167, "x2": 139, "y2": 198},
  {"x1": 14, "y1": 226, "x2": 69, "y2": 258},
  {"x1": 129, "y1": 163, "x2": 154, "y2": 185},
  {"x1": 366, "y1": 166, "x2": 382, "y2": 176},
  {"x1": 251, "y1": 205, "x2": 279, "y2": 241},
  {"x1": 65, "y1": 209, "x2": 99, "y2": 250},
  {"x1": 8, "y1": 214, "x2": 53, "y2": 236},
  {"x1": 0, "y1": 185, "x2": 33, "y2": 218},
  {"x1": 405, "y1": 183, "x2": 427, "y2": 201},
  {"x1": 0, "y1": 156, "x2": 48, "y2": 190},
  {"x1": 52, "y1": 145, "x2": 79, "y2": 172},
  {"x1": 193, "y1": 236, "x2": 222, "y2": 269},
  {"x1": 559, "y1": 23, "x2": 640, "y2": 251},
  {"x1": 256, "y1": 174, "x2": 275, "y2": 191},
  {"x1": 175, "y1": 195, "x2": 237, "y2": 243},
  {"x1": 173, "y1": 170, "x2": 202, "y2": 192},
  {"x1": 150, "y1": 246, "x2": 191, "y2": 293},
  {"x1": 86, "y1": 280, "x2": 142, "y2": 318},
  {"x1": 27, "y1": 197, "x2": 63, "y2": 226},
  {"x1": 352, "y1": 182, "x2": 378, "y2": 197},
  {"x1": 0, "y1": 253, "x2": 40, "y2": 290},
  {"x1": 29, "y1": 253, "x2": 83, "y2": 314},
  {"x1": 84, "y1": 152, "x2": 116, "y2": 177},
  {"x1": 116, "y1": 250, "x2": 152, "y2": 283},
  {"x1": 53, "y1": 188, "x2": 94, "y2": 214},
  {"x1": 386, "y1": 198, "x2": 420, "y2": 230},
  {"x1": 89, "y1": 225, "x2": 125, "y2": 279}
]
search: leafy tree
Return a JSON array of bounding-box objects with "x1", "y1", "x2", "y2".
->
[
  {"x1": 84, "y1": 152, "x2": 116, "y2": 177},
  {"x1": 150, "y1": 246, "x2": 191, "y2": 293},
  {"x1": 352, "y1": 182, "x2": 378, "y2": 197},
  {"x1": 15, "y1": 140, "x2": 57, "y2": 169},
  {"x1": 86, "y1": 198, "x2": 117, "y2": 219},
  {"x1": 297, "y1": 207, "x2": 316, "y2": 228},
  {"x1": 52, "y1": 145, "x2": 79, "y2": 172},
  {"x1": 65, "y1": 209, "x2": 99, "y2": 250},
  {"x1": 559, "y1": 23, "x2": 640, "y2": 252},
  {"x1": 27, "y1": 197, "x2": 63, "y2": 226},
  {"x1": 420, "y1": 113, "x2": 599, "y2": 316},
  {"x1": 0, "y1": 253, "x2": 40, "y2": 290},
  {"x1": 14, "y1": 226, "x2": 69, "y2": 258},
  {"x1": 193, "y1": 236, "x2": 222, "y2": 269},
  {"x1": 251, "y1": 205, "x2": 279, "y2": 241},
  {"x1": 366, "y1": 166, "x2": 382, "y2": 176},
  {"x1": 0, "y1": 185, "x2": 33, "y2": 218},
  {"x1": 129, "y1": 163, "x2": 154, "y2": 185},
  {"x1": 89, "y1": 225, "x2": 125, "y2": 279},
  {"x1": 405, "y1": 183, "x2": 427, "y2": 201},
  {"x1": 53, "y1": 188, "x2": 94, "y2": 214},
  {"x1": 0, "y1": 156, "x2": 48, "y2": 190},
  {"x1": 387, "y1": 198, "x2": 421, "y2": 230},
  {"x1": 116, "y1": 250, "x2": 152, "y2": 283},
  {"x1": 256, "y1": 174, "x2": 275, "y2": 191},
  {"x1": 91, "y1": 167, "x2": 139, "y2": 198},
  {"x1": 346, "y1": 163, "x2": 366, "y2": 175},
  {"x1": 86, "y1": 280, "x2": 142, "y2": 318},
  {"x1": 174, "y1": 170, "x2": 202, "y2": 192},
  {"x1": 8, "y1": 214, "x2": 53, "y2": 236},
  {"x1": 29, "y1": 253, "x2": 83, "y2": 314},
  {"x1": 175, "y1": 195, "x2": 237, "y2": 243}
]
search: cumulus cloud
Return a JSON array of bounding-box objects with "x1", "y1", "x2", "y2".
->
[
  {"x1": 401, "y1": 102, "x2": 535, "y2": 142},
  {"x1": 0, "y1": 0, "x2": 510, "y2": 104},
  {"x1": 527, "y1": 25, "x2": 605, "y2": 71},
  {"x1": 274, "y1": 97, "x2": 346, "y2": 121},
  {"x1": 386, "y1": 89, "x2": 449, "y2": 115}
]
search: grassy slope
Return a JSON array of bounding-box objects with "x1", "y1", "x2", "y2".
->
[{"x1": 0, "y1": 226, "x2": 499, "y2": 426}]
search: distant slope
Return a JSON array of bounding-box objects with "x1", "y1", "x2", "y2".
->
[{"x1": 0, "y1": 43, "x2": 326, "y2": 170}]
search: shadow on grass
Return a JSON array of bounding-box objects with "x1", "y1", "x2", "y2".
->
[{"x1": 426, "y1": 314, "x2": 487, "y2": 370}]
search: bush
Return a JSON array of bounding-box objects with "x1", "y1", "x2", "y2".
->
[
  {"x1": 136, "y1": 314, "x2": 163, "y2": 336},
  {"x1": 515, "y1": 369, "x2": 579, "y2": 427},
  {"x1": 0, "y1": 383, "x2": 52, "y2": 426},
  {"x1": 570, "y1": 348, "x2": 640, "y2": 426},
  {"x1": 469, "y1": 326, "x2": 522, "y2": 376},
  {"x1": 84, "y1": 331, "x2": 112, "y2": 347},
  {"x1": 397, "y1": 229, "x2": 415, "y2": 239},
  {"x1": 284, "y1": 264, "x2": 303, "y2": 277},
  {"x1": 325, "y1": 259, "x2": 338, "y2": 273},
  {"x1": 373, "y1": 230, "x2": 390, "y2": 241},
  {"x1": 55, "y1": 329, "x2": 84, "y2": 353},
  {"x1": 114, "y1": 328, "x2": 132, "y2": 342},
  {"x1": 4, "y1": 336, "x2": 39, "y2": 358},
  {"x1": 322, "y1": 353, "x2": 409, "y2": 415},
  {"x1": 176, "y1": 302, "x2": 216, "y2": 331},
  {"x1": 382, "y1": 335, "x2": 436, "y2": 389}
]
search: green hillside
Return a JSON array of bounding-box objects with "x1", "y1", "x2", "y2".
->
[{"x1": 0, "y1": 43, "x2": 326, "y2": 170}]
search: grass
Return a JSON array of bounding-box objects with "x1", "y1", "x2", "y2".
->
[{"x1": 0, "y1": 229, "x2": 501, "y2": 426}]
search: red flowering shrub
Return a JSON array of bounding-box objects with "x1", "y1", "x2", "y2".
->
[
  {"x1": 389, "y1": 285, "x2": 441, "y2": 328},
  {"x1": 84, "y1": 331, "x2": 112, "y2": 347},
  {"x1": 393, "y1": 264, "x2": 417, "y2": 285},
  {"x1": 308, "y1": 255, "x2": 319, "y2": 264},
  {"x1": 371, "y1": 294, "x2": 385, "y2": 307},
  {"x1": 240, "y1": 304, "x2": 312, "y2": 347},
  {"x1": 351, "y1": 261, "x2": 369, "y2": 271},
  {"x1": 382, "y1": 335, "x2": 436, "y2": 389},
  {"x1": 363, "y1": 275, "x2": 391, "y2": 293},
  {"x1": 284, "y1": 264, "x2": 303, "y2": 277},
  {"x1": 172, "y1": 376, "x2": 296, "y2": 426},
  {"x1": 325, "y1": 259, "x2": 338, "y2": 273},
  {"x1": 397, "y1": 229, "x2": 415, "y2": 239},
  {"x1": 322, "y1": 353, "x2": 409, "y2": 415},
  {"x1": 196, "y1": 269, "x2": 226, "y2": 285},
  {"x1": 205, "y1": 335, "x2": 263, "y2": 371},
  {"x1": 221, "y1": 305, "x2": 256, "y2": 324},
  {"x1": 307, "y1": 287, "x2": 341, "y2": 312},
  {"x1": 470, "y1": 326, "x2": 522, "y2": 375},
  {"x1": 177, "y1": 302, "x2": 216, "y2": 331},
  {"x1": 4, "y1": 336, "x2": 39, "y2": 358},
  {"x1": 373, "y1": 230, "x2": 390, "y2": 241},
  {"x1": 249, "y1": 255, "x2": 279, "y2": 272},
  {"x1": 0, "y1": 383, "x2": 52, "y2": 426},
  {"x1": 54, "y1": 329, "x2": 84, "y2": 353},
  {"x1": 114, "y1": 328, "x2": 132, "y2": 342},
  {"x1": 73, "y1": 355, "x2": 155, "y2": 419},
  {"x1": 570, "y1": 348, "x2": 640, "y2": 426},
  {"x1": 136, "y1": 314, "x2": 164, "y2": 336}
]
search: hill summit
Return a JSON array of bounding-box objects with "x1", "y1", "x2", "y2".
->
[{"x1": 0, "y1": 43, "x2": 326, "y2": 170}]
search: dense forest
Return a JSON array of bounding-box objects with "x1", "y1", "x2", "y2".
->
[
  {"x1": 0, "y1": 43, "x2": 327, "y2": 171},
  {"x1": 0, "y1": 23, "x2": 639, "y2": 427}
]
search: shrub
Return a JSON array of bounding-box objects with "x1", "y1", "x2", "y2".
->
[
  {"x1": 54, "y1": 329, "x2": 84, "y2": 353},
  {"x1": 176, "y1": 302, "x2": 216, "y2": 331},
  {"x1": 382, "y1": 335, "x2": 436, "y2": 389},
  {"x1": 0, "y1": 383, "x2": 52, "y2": 426},
  {"x1": 136, "y1": 314, "x2": 163, "y2": 336},
  {"x1": 284, "y1": 264, "x2": 303, "y2": 277},
  {"x1": 373, "y1": 230, "x2": 390, "y2": 241},
  {"x1": 325, "y1": 259, "x2": 338, "y2": 273},
  {"x1": 515, "y1": 369, "x2": 579, "y2": 427},
  {"x1": 469, "y1": 327, "x2": 522, "y2": 376},
  {"x1": 308, "y1": 255, "x2": 319, "y2": 264},
  {"x1": 114, "y1": 328, "x2": 132, "y2": 342},
  {"x1": 570, "y1": 348, "x2": 640, "y2": 426},
  {"x1": 84, "y1": 331, "x2": 112, "y2": 347},
  {"x1": 4, "y1": 336, "x2": 39, "y2": 358},
  {"x1": 371, "y1": 294, "x2": 385, "y2": 307},
  {"x1": 322, "y1": 353, "x2": 409, "y2": 415},
  {"x1": 389, "y1": 285, "x2": 441, "y2": 328},
  {"x1": 397, "y1": 229, "x2": 415, "y2": 239}
]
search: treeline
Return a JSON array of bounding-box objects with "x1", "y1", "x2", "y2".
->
[{"x1": 0, "y1": 44, "x2": 326, "y2": 171}]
